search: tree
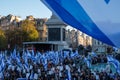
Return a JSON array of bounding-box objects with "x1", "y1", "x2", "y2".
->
[
  {"x1": 0, "y1": 29, "x2": 7, "y2": 49},
  {"x1": 5, "y1": 28, "x2": 23, "y2": 49},
  {"x1": 21, "y1": 20, "x2": 39, "y2": 41}
]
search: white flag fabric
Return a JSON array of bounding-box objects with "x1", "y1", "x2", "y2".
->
[{"x1": 41, "y1": 0, "x2": 120, "y2": 47}]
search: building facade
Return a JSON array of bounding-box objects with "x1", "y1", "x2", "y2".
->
[
  {"x1": 46, "y1": 13, "x2": 68, "y2": 51},
  {"x1": 35, "y1": 18, "x2": 48, "y2": 42},
  {"x1": 77, "y1": 30, "x2": 92, "y2": 47},
  {"x1": 92, "y1": 38, "x2": 111, "y2": 53},
  {"x1": 0, "y1": 14, "x2": 21, "y2": 30},
  {"x1": 66, "y1": 29, "x2": 92, "y2": 49}
]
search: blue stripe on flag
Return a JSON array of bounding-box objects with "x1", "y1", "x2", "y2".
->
[
  {"x1": 104, "y1": 0, "x2": 110, "y2": 4},
  {"x1": 42, "y1": 0, "x2": 115, "y2": 46}
]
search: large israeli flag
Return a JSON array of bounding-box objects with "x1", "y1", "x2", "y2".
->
[{"x1": 41, "y1": 0, "x2": 120, "y2": 47}]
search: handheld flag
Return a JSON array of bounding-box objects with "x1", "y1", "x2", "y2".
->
[{"x1": 41, "y1": 0, "x2": 120, "y2": 48}]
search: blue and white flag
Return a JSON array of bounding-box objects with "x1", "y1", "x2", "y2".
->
[
  {"x1": 41, "y1": 0, "x2": 120, "y2": 47},
  {"x1": 11, "y1": 48, "x2": 17, "y2": 59}
]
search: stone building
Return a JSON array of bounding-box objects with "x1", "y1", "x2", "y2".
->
[
  {"x1": 46, "y1": 13, "x2": 68, "y2": 51},
  {"x1": 66, "y1": 29, "x2": 92, "y2": 49},
  {"x1": 0, "y1": 14, "x2": 21, "y2": 30},
  {"x1": 35, "y1": 18, "x2": 48, "y2": 42},
  {"x1": 77, "y1": 31, "x2": 92, "y2": 47},
  {"x1": 92, "y1": 38, "x2": 110, "y2": 53}
]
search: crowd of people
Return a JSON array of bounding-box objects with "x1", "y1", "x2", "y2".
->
[
  {"x1": 91, "y1": 54, "x2": 108, "y2": 65},
  {"x1": 0, "y1": 49, "x2": 120, "y2": 80}
]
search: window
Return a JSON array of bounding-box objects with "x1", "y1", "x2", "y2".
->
[{"x1": 48, "y1": 28, "x2": 61, "y2": 41}]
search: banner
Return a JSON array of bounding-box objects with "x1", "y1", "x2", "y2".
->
[{"x1": 41, "y1": 0, "x2": 120, "y2": 47}]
